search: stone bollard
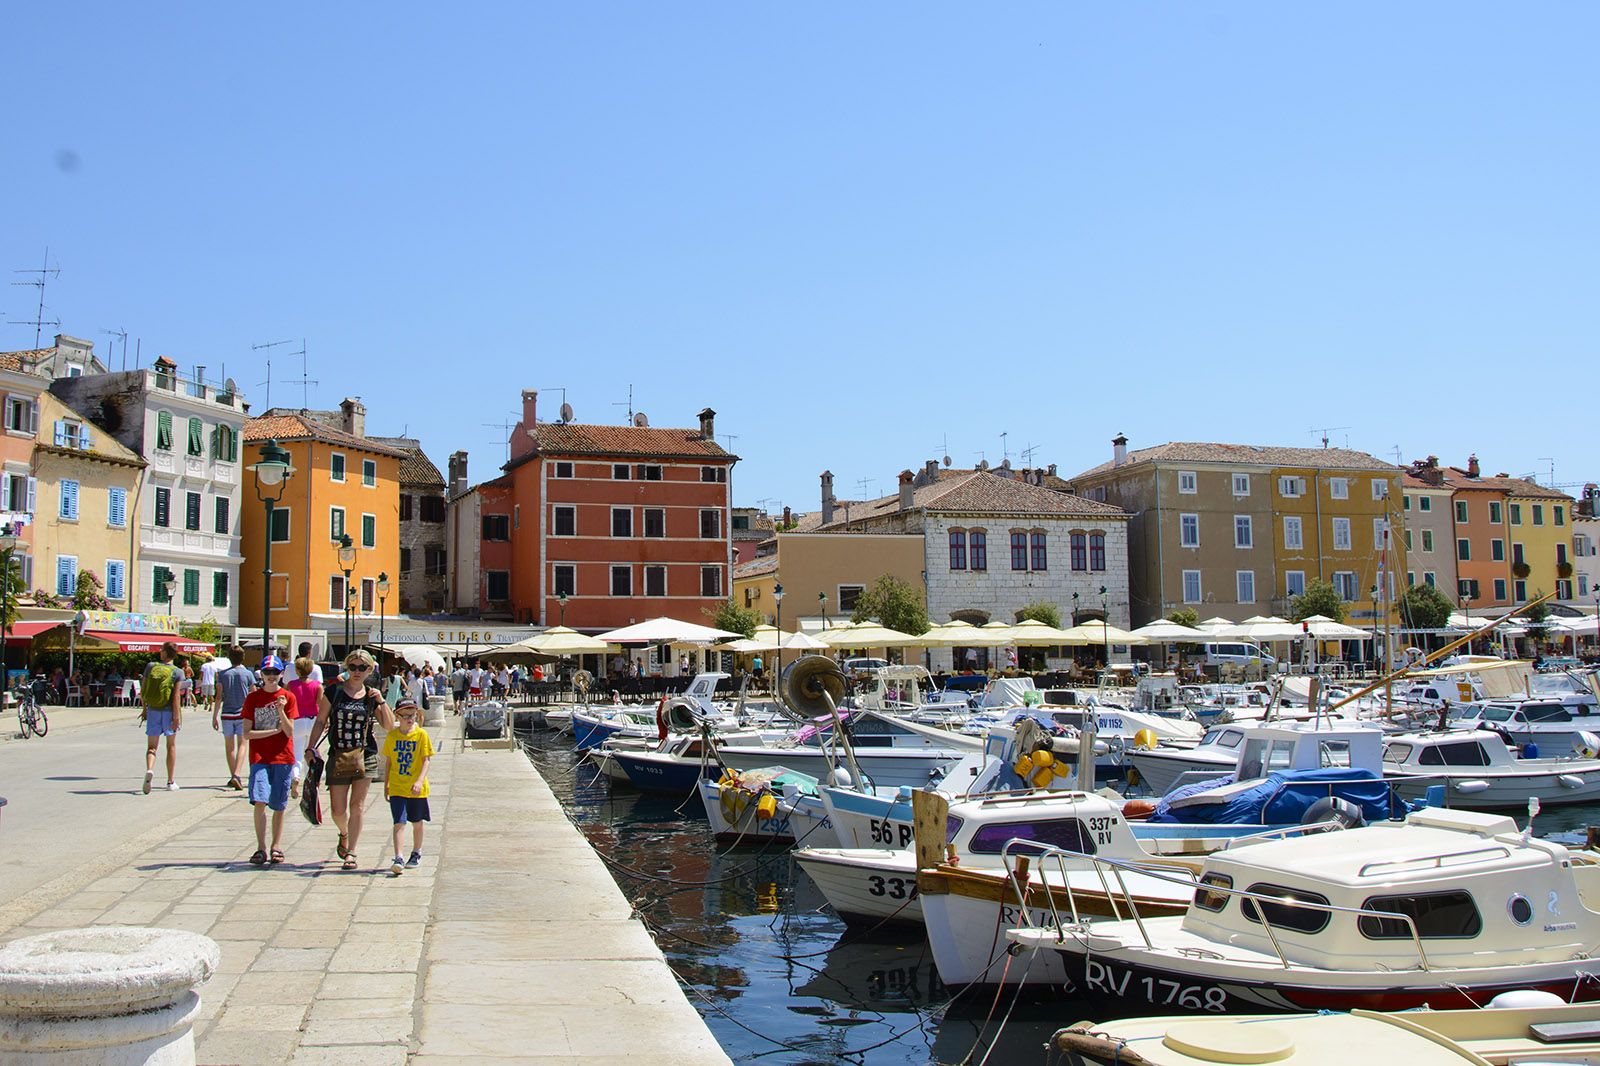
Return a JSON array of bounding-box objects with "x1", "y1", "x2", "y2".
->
[
  {"x1": 424, "y1": 694, "x2": 446, "y2": 728},
  {"x1": 0, "y1": 926, "x2": 218, "y2": 1065}
]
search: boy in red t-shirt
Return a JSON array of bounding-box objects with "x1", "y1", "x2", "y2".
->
[{"x1": 243, "y1": 656, "x2": 297, "y2": 865}]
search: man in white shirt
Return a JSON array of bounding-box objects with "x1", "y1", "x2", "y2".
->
[
  {"x1": 198, "y1": 655, "x2": 219, "y2": 712},
  {"x1": 297, "y1": 642, "x2": 324, "y2": 684}
]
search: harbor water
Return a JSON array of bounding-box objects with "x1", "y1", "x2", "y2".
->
[{"x1": 521, "y1": 729, "x2": 1600, "y2": 1065}]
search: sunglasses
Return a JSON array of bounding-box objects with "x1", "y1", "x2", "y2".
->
[
  {"x1": 397, "y1": 712, "x2": 418, "y2": 719},
  {"x1": 347, "y1": 664, "x2": 372, "y2": 672}
]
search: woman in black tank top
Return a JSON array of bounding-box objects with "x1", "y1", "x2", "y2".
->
[{"x1": 307, "y1": 651, "x2": 394, "y2": 869}]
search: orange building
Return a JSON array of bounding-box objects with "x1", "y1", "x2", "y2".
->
[{"x1": 239, "y1": 401, "x2": 404, "y2": 652}]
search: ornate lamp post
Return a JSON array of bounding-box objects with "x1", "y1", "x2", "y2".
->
[
  {"x1": 247, "y1": 440, "x2": 295, "y2": 658},
  {"x1": 337, "y1": 533, "x2": 356, "y2": 650},
  {"x1": 376, "y1": 571, "x2": 390, "y2": 669},
  {"x1": 773, "y1": 581, "x2": 784, "y2": 681},
  {"x1": 1100, "y1": 585, "x2": 1110, "y2": 670},
  {"x1": 557, "y1": 591, "x2": 568, "y2": 626},
  {"x1": 0, "y1": 523, "x2": 17, "y2": 701}
]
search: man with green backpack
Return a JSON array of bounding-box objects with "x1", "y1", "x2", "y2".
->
[{"x1": 141, "y1": 641, "x2": 184, "y2": 793}]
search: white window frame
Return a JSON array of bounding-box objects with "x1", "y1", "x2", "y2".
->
[
  {"x1": 1422, "y1": 529, "x2": 1434, "y2": 552},
  {"x1": 1329, "y1": 477, "x2": 1348, "y2": 500},
  {"x1": 1232, "y1": 473, "x2": 1250, "y2": 497},
  {"x1": 1419, "y1": 496, "x2": 1432, "y2": 512},
  {"x1": 1234, "y1": 515, "x2": 1252, "y2": 549},
  {"x1": 553, "y1": 564, "x2": 576, "y2": 597},
  {"x1": 610, "y1": 565, "x2": 632, "y2": 596},
  {"x1": 1178, "y1": 471, "x2": 1197, "y2": 495},
  {"x1": 1236, "y1": 570, "x2": 1255, "y2": 604},
  {"x1": 1373, "y1": 517, "x2": 1389, "y2": 547},
  {"x1": 361, "y1": 459, "x2": 377, "y2": 487},
  {"x1": 701, "y1": 566, "x2": 722, "y2": 597},
  {"x1": 1332, "y1": 517, "x2": 1351, "y2": 551},
  {"x1": 1180, "y1": 513, "x2": 1199, "y2": 548},
  {"x1": 611, "y1": 507, "x2": 632, "y2": 538},
  {"x1": 1277, "y1": 476, "x2": 1305, "y2": 498},
  {"x1": 1283, "y1": 516, "x2": 1303, "y2": 551},
  {"x1": 552, "y1": 461, "x2": 573, "y2": 478},
  {"x1": 330, "y1": 506, "x2": 346, "y2": 542},
  {"x1": 361, "y1": 512, "x2": 376, "y2": 549},
  {"x1": 1182, "y1": 569, "x2": 1202, "y2": 604},
  {"x1": 553, "y1": 505, "x2": 576, "y2": 537},
  {"x1": 269, "y1": 506, "x2": 291, "y2": 544},
  {"x1": 1285, "y1": 570, "x2": 1306, "y2": 598},
  {"x1": 1424, "y1": 572, "x2": 1437, "y2": 588},
  {"x1": 1332, "y1": 571, "x2": 1357, "y2": 601},
  {"x1": 3, "y1": 396, "x2": 38, "y2": 436},
  {"x1": 329, "y1": 452, "x2": 346, "y2": 483},
  {"x1": 644, "y1": 564, "x2": 667, "y2": 597},
  {"x1": 1371, "y1": 479, "x2": 1388, "y2": 499}
]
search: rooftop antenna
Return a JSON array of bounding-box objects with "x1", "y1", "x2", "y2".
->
[
  {"x1": 1000, "y1": 431, "x2": 1010, "y2": 462},
  {"x1": 9, "y1": 249, "x2": 61, "y2": 349},
  {"x1": 1020, "y1": 442, "x2": 1039, "y2": 466},
  {"x1": 1390, "y1": 445, "x2": 1402, "y2": 464},
  {"x1": 857, "y1": 476, "x2": 876, "y2": 499},
  {"x1": 99, "y1": 327, "x2": 128, "y2": 370},
  {"x1": 542, "y1": 388, "x2": 568, "y2": 423},
  {"x1": 253, "y1": 339, "x2": 293, "y2": 408},
  {"x1": 754, "y1": 497, "x2": 774, "y2": 514},
  {"x1": 972, "y1": 450, "x2": 985, "y2": 467},
  {"x1": 611, "y1": 384, "x2": 634, "y2": 425},
  {"x1": 1309, "y1": 426, "x2": 1350, "y2": 449},
  {"x1": 283, "y1": 339, "x2": 318, "y2": 407},
  {"x1": 720, "y1": 433, "x2": 737, "y2": 453},
  {"x1": 1536, "y1": 458, "x2": 1557, "y2": 486},
  {"x1": 483, "y1": 412, "x2": 519, "y2": 461}
]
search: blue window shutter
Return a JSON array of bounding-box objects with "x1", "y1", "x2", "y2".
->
[
  {"x1": 53, "y1": 420, "x2": 66, "y2": 446},
  {"x1": 56, "y1": 556, "x2": 74, "y2": 596}
]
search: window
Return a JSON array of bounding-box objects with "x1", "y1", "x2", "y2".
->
[
  {"x1": 1425, "y1": 572, "x2": 1436, "y2": 588},
  {"x1": 1232, "y1": 474, "x2": 1250, "y2": 496},
  {"x1": 1404, "y1": 529, "x2": 1413, "y2": 551},
  {"x1": 1453, "y1": 499, "x2": 1468, "y2": 524},
  {"x1": 1420, "y1": 496, "x2": 1432, "y2": 512},
  {"x1": 700, "y1": 466, "x2": 727, "y2": 483},
  {"x1": 611, "y1": 508, "x2": 632, "y2": 538},
  {"x1": 1491, "y1": 539, "x2": 1504, "y2": 561},
  {"x1": 949, "y1": 530, "x2": 966, "y2": 570},
  {"x1": 1333, "y1": 572, "x2": 1357, "y2": 600},
  {"x1": 1329, "y1": 478, "x2": 1348, "y2": 500},
  {"x1": 1031, "y1": 532, "x2": 1047, "y2": 571},
  {"x1": 156, "y1": 411, "x2": 172, "y2": 451},
  {"x1": 1510, "y1": 503, "x2": 1522, "y2": 525},
  {"x1": 644, "y1": 565, "x2": 666, "y2": 597},
  {"x1": 1372, "y1": 479, "x2": 1388, "y2": 499},
  {"x1": 611, "y1": 566, "x2": 632, "y2": 596},
  {"x1": 400, "y1": 547, "x2": 412, "y2": 573},
  {"x1": 1358, "y1": 892, "x2": 1481, "y2": 940},
  {"x1": 554, "y1": 506, "x2": 576, "y2": 537},
  {"x1": 330, "y1": 576, "x2": 346, "y2": 611},
  {"x1": 483, "y1": 514, "x2": 511, "y2": 541},
  {"x1": 1457, "y1": 538, "x2": 1470, "y2": 561},
  {"x1": 1489, "y1": 501, "x2": 1502, "y2": 524},
  {"x1": 1241, "y1": 883, "x2": 1331, "y2": 935},
  {"x1": 1090, "y1": 533, "x2": 1106, "y2": 571},
  {"x1": 1558, "y1": 579, "x2": 1574, "y2": 599},
  {"x1": 1234, "y1": 516, "x2": 1252, "y2": 548},
  {"x1": 1584, "y1": 576, "x2": 1592, "y2": 597},
  {"x1": 1194, "y1": 873, "x2": 1232, "y2": 913},
  {"x1": 700, "y1": 509, "x2": 720, "y2": 539},
  {"x1": 53, "y1": 419, "x2": 92, "y2": 449},
  {"x1": 106, "y1": 559, "x2": 125, "y2": 600},
  {"x1": 1422, "y1": 530, "x2": 1434, "y2": 552},
  {"x1": 357, "y1": 458, "x2": 374, "y2": 487},
  {"x1": 59, "y1": 479, "x2": 79, "y2": 521},
  {"x1": 361, "y1": 576, "x2": 375, "y2": 613},
  {"x1": 425, "y1": 548, "x2": 446, "y2": 575},
  {"x1": 1373, "y1": 517, "x2": 1389, "y2": 547},
  {"x1": 211, "y1": 425, "x2": 237, "y2": 462},
  {"x1": 486, "y1": 571, "x2": 510, "y2": 601},
  {"x1": 186, "y1": 417, "x2": 203, "y2": 456},
  {"x1": 330, "y1": 507, "x2": 345, "y2": 541},
  {"x1": 968, "y1": 818, "x2": 1098, "y2": 856},
  {"x1": 56, "y1": 555, "x2": 77, "y2": 597},
  {"x1": 700, "y1": 566, "x2": 721, "y2": 597},
  {"x1": 330, "y1": 453, "x2": 346, "y2": 482},
  {"x1": 1533, "y1": 504, "x2": 1545, "y2": 526},
  {"x1": 839, "y1": 584, "x2": 864, "y2": 612},
  {"x1": 1278, "y1": 476, "x2": 1305, "y2": 498},
  {"x1": 1010, "y1": 532, "x2": 1028, "y2": 570},
  {"x1": 185, "y1": 492, "x2": 201, "y2": 531},
  {"x1": 1407, "y1": 571, "x2": 1415, "y2": 587},
  {"x1": 1556, "y1": 505, "x2": 1566, "y2": 526},
  {"x1": 0, "y1": 473, "x2": 31, "y2": 513},
  {"x1": 1403, "y1": 494, "x2": 1411, "y2": 511},
  {"x1": 1182, "y1": 570, "x2": 1202, "y2": 603},
  {"x1": 1070, "y1": 533, "x2": 1086, "y2": 571},
  {"x1": 1180, "y1": 513, "x2": 1199, "y2": 547},
  {"x1": 1283, "y1": 516, "x2": 1303, "y2": 550},
  {"x1": 552, "y1": 461, "x2": 573, "y2": 478},
  {"x1": 182, "y1": 568, "x2": 200, "y2": 606},
  {"x1": 1285, "y1": 571, "x2": 1306, "y2": 598},
  {"x1": 1487, "y1": 578, "x2": 1501, "y2": 601},
  {"x1": 1237, "y1": 571, "x2": 1255, "y2": 603},
  {"x1": 1178, "y1": 471, "x2": 1197, "y2": 494},
  {"x1": 554, "y1": 564, "x2": 576, "y2": 597},
  {"x1": 269, "y1": 508, "x2": 289, "y2": 543},
  {"x1": 612, "y1": 464, "x2": 630, "y2": 480},
  {"x1": 397, "y1": 494, "x2": 412, "y2": 522},
  {"x1": 154, "y1": 487, "x2": 170, "y2": 527},
  {"x1": 1558, "y1": 543, "x2": 1569, "y2": 564},
  {"x1": 1332, "y1": 517, "x2": 1351, "y2": 551},
  {"x1": 214, "y1": 497, "x2": 229, "y2": 535},
  {"x1": 420, "y1": 495, "x2": 445, "y2": 523},
  {"x1": 212, "y1": 571, "x2": 228, "y2": 607},
  {"x1": 970, "y1": 531, "x2": 987, "y2": 571},
  {"x1": 1515, "y1": 579, "x2": 1527, "y2": 602},
  {"x1": 3, "y1": 396, "x2": 37, "y2": 434},
  {"x1": 361, "y1": 513, "x2": 375, "y2": 549},
  {"x1": 644, "y1": 508, "x2": 665, "y2": 538},
  {"x1": 643, "y1": 465, "x2": 663, "y2": 481}
]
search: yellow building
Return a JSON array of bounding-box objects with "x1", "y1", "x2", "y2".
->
[
  {"x1": 1505, "y1": 484, "x2": 1578, "y2": 605},
  {"x1": 31, "y1": 393, "x2": 145, "y2": 607},
  {"x1": 239, "y1": 402, "x2": 404, "y2": 652}
]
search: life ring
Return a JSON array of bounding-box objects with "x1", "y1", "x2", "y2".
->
[{"x1": 573, "y1": 669, "x2": 592, "y2": 693}]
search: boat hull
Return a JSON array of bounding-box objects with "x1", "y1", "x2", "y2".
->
[
  {"x1": 716, "y1": 746, "x2": 963, "y2": 791},
  {"x1": 698, "y1": 780, "x2": 832, "y2": 847},
  {"x1": 614, "y1": 751, "x2": 711, "y2": 794},
  {"x1": 793, "y1": 849, "x2": 924, "y2": 928}
]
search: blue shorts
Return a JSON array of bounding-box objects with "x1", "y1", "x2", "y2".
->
[
  {"x1": 249, "y1": 763, "x2": 292, "y2": 811},
  {"x1": 145, "y1": 709, "x2": 177, "y2": 737},
  {"x1": 389, "y1": 796, "x2": 431, "y2": 824},
  {"x1": 220, "y1": 717, "x2": 246, "y2": 738}
]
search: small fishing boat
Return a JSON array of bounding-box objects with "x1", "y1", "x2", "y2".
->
[
  {"x1": 1383, "y1": 728, "x2": 1600, "y2": 808},
  {"x1": 697, "y1": 768, "x2": 833, "y2": 847},
  {"x1": 462, "y1": 700, "x2": 508, "y2": 739}
]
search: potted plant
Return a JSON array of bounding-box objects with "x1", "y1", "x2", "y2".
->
[
  {"x1": 1557, "y1": 560, "x2": 1575, "y2": 579},
  {"x1": 1512, "y1": 561, "x2": 1532, "y2": 580}
]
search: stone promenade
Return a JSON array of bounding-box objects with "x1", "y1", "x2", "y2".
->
[{"x1": 0, "y1": 708, "x2": 734, "y2": 1065}]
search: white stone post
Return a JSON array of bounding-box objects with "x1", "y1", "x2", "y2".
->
[{"x1": 0, "y1": 926, "x2": 218, "y2": 1065}]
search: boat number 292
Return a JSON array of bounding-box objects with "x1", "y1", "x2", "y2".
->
[
  {"x1": 867, "y1": 875, "x2": 917, "y2": 900},
  {"x1": 1085, "y1": 959, "x2": 1226, "y2": 1011}
]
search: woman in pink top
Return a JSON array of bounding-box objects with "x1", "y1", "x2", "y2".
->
[{"x1": 284, "y1": 656, "x2": 323, "y2": 799}]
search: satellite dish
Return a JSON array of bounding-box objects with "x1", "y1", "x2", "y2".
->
[
  {"x1": 942, "y1": 455, "x2": 951, "y2": 467},
  {"x1": 559, "y1": 402, "x2": 574, "y2": 423},
  {"x1": 224, "y1": 378, "x2": 237, "y2": 394},
  {"x1": 633, "y1": 412, "x2": 649, "y2": 427}
]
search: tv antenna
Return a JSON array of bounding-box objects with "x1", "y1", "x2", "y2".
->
[
  {"x1": 1020, "y1": 442, "x2": 1040, "y2": 466},
  {"x1": 283, "y1": 339, "x2": 317, "y2": 407},
  {"x1": 611, "y1": 384, "x2": 635, "y2": 425},
  {"x1": 484, "y1": 412, "x2": 519, "y2": 461},
  {"x1": 1309, "y1": 426, "x2": 1350, "y2": 449},
  {"x1": 857, "y1": 476, "x2": 876, "y2": 499},
  {"x1": 9, "y1": 249, "x2": 61, "y2": 349},
  {"x1": 99, "y1": 327, "x2": 128, "y2": 370},
  {"x1": 1000, "y1": 431, "x2": 1010, "y2": 462},
  {"x1": 253, "y1": 339, "x2": 294, "y2": 408},
  {"x1": 1537, "y1": 458, "x2": 1557, "y2": 486},
  {"x1": 1390, "y1": 445, "x2": 1403, "y2": 464},
  {"x1": 543, "y1": 388, "x2": 568, "y2": 423}
]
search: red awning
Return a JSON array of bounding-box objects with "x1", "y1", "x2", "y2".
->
[
  {"x1": 82, "y1": 631, "x2": 215, "y2": 655},
  {"x1": 5, "y1": 621, "x2": 64, "y2": 643}
]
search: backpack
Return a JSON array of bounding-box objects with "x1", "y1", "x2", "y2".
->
[{"x1": 142, "y1": 661, "x2": 177, "y2": 711}]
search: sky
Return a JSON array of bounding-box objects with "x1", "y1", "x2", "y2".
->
[{"x1": 5, "y1": 5, "x2": 1598, "y2": 513}]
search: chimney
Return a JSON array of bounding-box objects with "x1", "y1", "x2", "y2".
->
[
  {"x1": 448, "y1": 450, "x2": 468, "y2": 497},
  {"x1": 521, "y1": 389, "x2": 538, "y2": 429},
  {"x1": 698, "y1": 407, "x2": 716, "y2": 441},
  {"x1": 782, "y1": 505, "x2": 791, "y2": 528},
  {"x1": 898, "y1": 469, "x2": 915, "y2": 510},
  {"x1": 923, "y1": 459, "x2": 938, "y2": 484},
  {"x1": 821, "y1": 470, "x2": 835, "y2": 525},
  {"x1": 1048, "y1": 463, "x2": 1057, "y2": 477},
  {"x1": 1467, "y1": 454, "x2": 1480, "y2": 478},
  {"x1": 340, "y1": 397, "x2": 366, "y2": 438},
  {"x1": 1113, "y1": 434, "x2": 1128, "y2": 468}
]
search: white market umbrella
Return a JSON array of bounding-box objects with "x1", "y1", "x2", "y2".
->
[
  {"x1": 1230, "y1": 615, "x2": 1307, "y2": 642},
  {"x1": 819, "y1": 621, "x2": 928, "y2": 649},
  {"x1": 1298, "y1": 614, "x2": 1371, "y2": 640},
  {"x1": 1059, "y1": 620, "x2": 1148, "y2": 646},
  {"x1": 778, "y1": 630, "x2": 829, "y2": 651},
  {"x1": 723, "y1": 637, "x2": 781, "y2": 653},
  {"x1": 499, "y1": 626, "x2": 611, "y2": 656},
  {"x1": 394, "y1": 644, "x2": 448, "y2": 671},
  {"x1": 1129, "y1": 619, "x2": 1208, "y2": 643},
  {"x1": 998, "y1": 619, "x2": 1079, "y2": 645},
  {"x1": 924, "y1": 620, "x2": 1012, "y2": 647},
  {"x1": 594, "y1": 617, "x2": 741, "y2": 644}
]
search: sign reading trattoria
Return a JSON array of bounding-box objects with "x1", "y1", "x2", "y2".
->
[{"x1": 379, "y1": 630, "x2": 535, "y2": 646}]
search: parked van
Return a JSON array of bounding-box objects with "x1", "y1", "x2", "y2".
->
[{"x1": 1195, "y1": 642, "x2": 1277, "y2": 675}]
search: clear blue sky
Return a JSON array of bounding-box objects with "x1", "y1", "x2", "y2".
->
[{"x1": 6, "y1": 5, "x2": 1597, "y2": 511}]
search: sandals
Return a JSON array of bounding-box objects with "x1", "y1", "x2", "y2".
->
[
  {"x1": 249, "y1": 849, "x2": 267, "y2": 866},
  {"x1": 336, "y1": 834, "x2": 349, "y2": 860},
  {"x1": 341, "y1": 854, "x2": 358, "y2": 870},
  {"x1": 269, "y1": 849, "x2": 284, "y2": 864}
]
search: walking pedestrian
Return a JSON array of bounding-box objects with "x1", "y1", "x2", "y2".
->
[
  {"x1": 198, "y1": 654, "x2": 218, "y2": 715},
  {"x1": 212, "y1": 646, "x2": 256, "y2": 790},
  {"x1": 450, "y1": 661, "x2": 468, "y2": 712},
  {"x1": 307, "y1": 649, "x2": 394, "y2": 870},
  {"x1": 381, "y1": 697, "x2": 434, "y2": 875},
  {"x1": 283, "y1": 656, "x2": 322, "y2": 799},
  {"x1": 141, "y1": 642, "x2": 183, "y2": 793},
  {"x1": 243, "y1": 656, "x2": 296, "y2": 865},
  {"x1": 297, "y1": 642, "x2": 324, "y2": 684}
]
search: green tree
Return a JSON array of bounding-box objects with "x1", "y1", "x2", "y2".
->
[
  {"x1": 705, "y1": 597, "x2": 760, "y2": 639},
  {"x1": 1019, "y1": 600, "x2": 1062, "y2": 629},
  {"x1": 1524, "y1": 597, "x2": 1551, "y2": 645},
  {"x1": 1398, "y1": 583, "x2": 1453, "y2": 630},
  {"x1": 850, "y1": 574, "x2": 931, "y2": 635},
  {"x1": 1166, "y1": 607, "x2": 1199, "y2": 628},
  {"x1": 1290, "y1": 580, "x2": 1347, "y2": 624},
  {"x1": 0, "y1": 551, "x2": 21, "y2": 636}
]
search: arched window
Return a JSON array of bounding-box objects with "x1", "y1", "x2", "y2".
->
[
  {"x1": 1090, "y1": 533, "x2": 1106, "y2": 571},
  {"x1": 949, "y1": 529, "x2": 967, "y2": 570},
  {"x1": 970, "y1": 530, "x2": 987, "y2": 571}
]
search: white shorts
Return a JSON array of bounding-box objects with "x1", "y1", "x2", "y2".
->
[{"x1": 290, "y1": 718, "x2": 314, "y2": 780}]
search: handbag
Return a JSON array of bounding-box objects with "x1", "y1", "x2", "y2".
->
[{"x1": 331, "y1": 747, "x2": 366, "y2": 778}]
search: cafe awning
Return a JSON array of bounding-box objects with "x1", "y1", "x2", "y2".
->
[
  {"x1": 80, "y1": 631, "x2": 214, "y2": 655},
  {"x1": 3, "y1": 621, "x2": 63, "y2": 643}
]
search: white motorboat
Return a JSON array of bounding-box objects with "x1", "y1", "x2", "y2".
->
[
  {"x1": 1383, "y1": 728, "x2": 1600, "y2": 808},
  {"x1": 697, "y1": 769, "x2": 833, "y2": 847},
  {"x1": 1008, "y1": 806, "x2": 1600, "y2": 1013}
]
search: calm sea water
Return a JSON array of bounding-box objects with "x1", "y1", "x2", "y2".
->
[{"x1": 521, "y1": 730, "x2": 1600, "y2": 1066}]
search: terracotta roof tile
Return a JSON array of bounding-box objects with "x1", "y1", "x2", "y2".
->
[
  {"x1": 526, "y1": 422, "x2": 733, "y2": 460},
  {"x1": 243, "y1": 413, "x2": 409, "y2": 457},
  {"x1": 818, "y1": 470, "x2": 1125, "y2": 530},
  {"x1": 733, "y1": 558, "x2": 779, "y2": 578},
  {"x1": 1439, "y1": 468, "x2": 1573, "y2": 499},
  {"x1": 1073, "y1": 442, "x2": 1397, "y2": 479}
]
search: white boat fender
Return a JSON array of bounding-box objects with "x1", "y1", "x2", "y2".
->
[
  {"x1": 1487, "y1": 988, "x2": 1565, "y2": 1008},
  {"x1": 1560, "y1": 774, "x2": 1585, "y2": 789},
  {"x1": 1454, "y1": 779, "x2": 1490, "y2": 793}
]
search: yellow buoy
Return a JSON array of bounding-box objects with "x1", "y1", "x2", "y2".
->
[
  {"x1": 1134, "y1": 729, "x2": 1158, "y2": 750},
  {"x1": 1014, "y1": 759, "x2": 1035, "y2": 779},
  {"x1": 1052, "y1": 760, "x2": 1073, "y2": 778},
  {"x1": 756, "y1": 793, "x2": 777, "y2": 819},
  {"x1": 1031, "y1": 767, "x2": 1055, "y2": 789},
  {"x1": 1031, "y1": 749, "x2": 1056, "y2": 769}
]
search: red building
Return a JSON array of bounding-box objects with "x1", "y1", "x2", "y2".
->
[{"x1": 456, "y1": 391, "x2": 736, "y2": 630}]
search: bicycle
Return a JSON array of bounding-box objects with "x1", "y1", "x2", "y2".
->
[{"x1": 13, "y1": 681, "x2": 46, "y2": 739}]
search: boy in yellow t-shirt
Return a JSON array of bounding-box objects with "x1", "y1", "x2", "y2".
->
[{"x1": 381, "y1": 698, "x2": 435, "y2": 876}]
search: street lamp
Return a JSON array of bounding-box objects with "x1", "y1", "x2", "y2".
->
[
  {"x1": 247, "y1": 439, "x2": 295, "y2": 659},
  {"x1": 337, "y1": 533, "x2": 356, "y2": 650},
  {"x1": 376, "y1": 571, "x2": 390, "y2": 669},
  {"x1": 1371, "y1": 584, "x2": 1382, "y2": 673},
  {"x1": 818, "y1": 590, "x2": 827, "y2": 628},
  {"x1": 1100, "y1": 585, "x2": 1110, "y2": 670},
  {"x1": 557, "y1": 591, "x2": 568, "y2": 626},
  {"x1": 773, "y1": 581, "x2": 785, "y2": 682},
  {"x1": 0, "y1": 524, "x2": 17, "y2": 702}
]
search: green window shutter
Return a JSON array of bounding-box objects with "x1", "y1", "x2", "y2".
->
[
  {"x1": 212, "y1": 571, "x2": 229, "y2": 607},
  {"x1": 362, "y1": 513, "x2": 375, "y2": 548},
  {"x1": 227, "y1": 428, "x2": 237, "y2": 462},
  {"x1": 156, "y1": 411, "x2": 172, "y2": 451},
  {"x1": 182, "y1": 568, "x2": 200, "y2": 605},
  {"x1": 187, "y1": 418, "x2": 203, "y2": 456}
]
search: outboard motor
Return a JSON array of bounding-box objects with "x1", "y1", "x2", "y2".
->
[{"x1": 1301, "y1": 796, "x2": 1365, "y2": 832}]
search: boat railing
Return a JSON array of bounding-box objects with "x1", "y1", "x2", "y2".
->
[
  {"x1": 1000, "y1": 843, "x2": 1433, "y2": 972},
  {"x1": 1357, "y1": 844, "x2": 1512, "y2": 878},
  {"x1": 1219, "y1": 819, "x2": 1352, "y2": 850}
]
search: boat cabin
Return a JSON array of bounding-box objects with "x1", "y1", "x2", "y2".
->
[
  {"x1": 1382, "y1": 730, "x2": 1516, "y2": 770},
  {"x1": 1232, "y1": 724, "x2": 1385, "y2": 779},
  {"x1": 943, "y1": 790, "x2": 1146, "y2": 862}
]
